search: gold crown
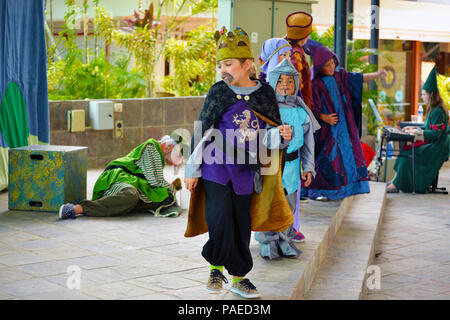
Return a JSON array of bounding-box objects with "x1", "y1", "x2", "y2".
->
[{"x1": 214, "y1": 27, "x2": 254, "y2": 62}]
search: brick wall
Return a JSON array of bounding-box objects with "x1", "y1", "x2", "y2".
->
[{"x1": 49, "y1": 97, "x2": 204, "y2": 168}]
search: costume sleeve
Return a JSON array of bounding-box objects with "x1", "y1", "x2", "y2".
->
[
  {"x1": 262, "y1": 124, "x2": 289, "y2": 150},
  {"x1": 300, "y1": 117, "x2": 316, "y2": 177},
  {"x1": 184, "y1": 125, "x2": 214, "y2": 178},
  {"x1": 138, "y1": 144, "x2": 169, "y2": 188},
  {"x1": 423, "y1": 108, "x2": 447, "y2": 142},
  {"x1": 311, "y1": 80, "x2": 324, "y2": 119},
  {"x1": 347, "y1": 71, "x2": 364, "y2": 136}
]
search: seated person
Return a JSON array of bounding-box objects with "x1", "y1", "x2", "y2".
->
[
  {"x1": 59, "y1": 135, "x2": 184, "y2": 219},
  {"x1": 387, "y1": 67, "x2": 450, "y2": 193}
]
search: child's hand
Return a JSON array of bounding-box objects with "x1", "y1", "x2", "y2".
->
[
  {"x1": 378, "y1": 69, "x2": 388, "y2": 79},
  {"x1": 279, "y1": 125, "x2": 292, "y2": 141},
  {"x1": 319, "y1": 113, "x2": 339, "y2": 125},
  {"x1": 184, "y1": 177, "x2": 199, "y2": 192},
  {"x1": 302, "y1": 171, "x2": 313, "y2": 187}
]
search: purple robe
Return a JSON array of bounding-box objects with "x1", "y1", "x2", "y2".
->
[
  {"x1": 308, "y1": 67, "x2": 369, "y2": 199},
  {"x1": 202, "y1": 100, "x2": 267, "y2": 195}
]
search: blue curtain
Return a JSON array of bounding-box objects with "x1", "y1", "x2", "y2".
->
[{"x1": 0, "y1": 0, "x2": 49, "y2": 190}]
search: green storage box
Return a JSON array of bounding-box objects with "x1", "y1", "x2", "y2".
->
[{"x1": 8, "y1": 145, "x2": 88, "y2": 212}]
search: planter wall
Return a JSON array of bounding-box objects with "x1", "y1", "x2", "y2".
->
[{"x1": 49, "y1": 97, "x2": 204, "y2": 168}]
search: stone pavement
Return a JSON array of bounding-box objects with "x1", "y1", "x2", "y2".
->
[
  {"x1": 304, "y1": 182, "x2": 386, "y2": 300},
  {"x1": 0, "y1": 164, "x2": 449, "y2": 300},
  {"x1": 0, "y1": 166, "x2": 343, "y2": 300},
  {"x1": 365, "y1": 163, "x2": 450, "y2": 300}
]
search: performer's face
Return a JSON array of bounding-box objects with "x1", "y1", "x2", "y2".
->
[
  {"x1": 421, "y1": 90, "x2": 430, "y2": 105},
  {"x1": 161, "y1": 143, "x2": 183, "y2": 167},
  {"x1": 217, "y1": 58, "x2": 251, "y2": 86},
  {"x1": 276, "y1": 74, "x2": 296, "y2": 96},
  {"x1": 321, "y1": 58, "x2": 335, "y2": 76},
  {"x1": 296, "y1": 35, "x2": 309, "y2": 47},
  {"x1": 278, "y1": 50, "x2": 292, "y2": 62}
]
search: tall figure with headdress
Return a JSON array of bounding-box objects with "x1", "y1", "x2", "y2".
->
[
  {"x1": 308, "y1": 46, "x2": 386, "y2": 200},
  {"x1": 284, "y1": 11, "x2": 323, "y2": 203},
  {"x1": 285, "y1": 11, "x2": 323, "y2": 110},
  {"x1": 183, "y1": 27, "x2": 294, "y2": 299}
]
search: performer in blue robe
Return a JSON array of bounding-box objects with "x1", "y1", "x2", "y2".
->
[
  {"x1": 255, "y1": 58, "x2": 317, "y2": 259},
  {"x1": 308, "y1": 46, "x2": 386, "y2": 200}
]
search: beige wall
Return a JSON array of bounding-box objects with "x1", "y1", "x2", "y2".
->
[
  {"x1": 50, "y1": 97, "x2": 204, "y2": 169},
  {"x1": 312, "y1": 0, "x2": 450, "y2": 42}
]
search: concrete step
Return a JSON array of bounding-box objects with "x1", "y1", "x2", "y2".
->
[
  {"x1": 304, "y1": 182, "x2": 387, "y2": 300},
  {"x1": 252, "y1": 194, "x2": 355, "y2": 300}
]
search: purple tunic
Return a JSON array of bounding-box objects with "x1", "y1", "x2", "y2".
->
[{"x1": 202, "y1": 100, "x2": 266, "y2": 195}]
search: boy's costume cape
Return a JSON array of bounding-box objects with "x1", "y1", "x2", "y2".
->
[{"x1": 185, "y1": 80, "x2": 294, "y2": 237}]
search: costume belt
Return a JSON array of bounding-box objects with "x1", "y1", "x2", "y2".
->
[{"x1": 284, "y1": 150, "x2": 299, "y2": 162}]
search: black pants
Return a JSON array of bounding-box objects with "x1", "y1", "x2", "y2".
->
[{"x1": 202, "y1": 180, "x2": 253, "y2": 277}]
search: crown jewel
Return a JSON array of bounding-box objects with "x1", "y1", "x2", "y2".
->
[{"x1": 214, "y1": 26, "x2": 254, "y2": 62}]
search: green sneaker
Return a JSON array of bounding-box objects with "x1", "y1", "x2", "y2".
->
[
  {"x1": 231, "y1": 278, "x2": 261, "y2": 299},
  {"x1": 206, "y1": 269, "x2": 228, "y2": 293}
]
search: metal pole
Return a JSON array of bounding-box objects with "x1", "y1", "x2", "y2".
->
[
  {"x1": 347, "y1": 0, "x2": 353, "y2": 53},
  {"x1": 369, "y1": 0, "x2": 380, "y2": 91},
  {"x1": 271, "y1": 0, "x2": 275, "y2": 38},
  {"x1": 334, "y1": 0, "x2": 348, "y2": 69},
  {"x1": 412, "y1": 144, "x2": 415, "y2": 194}
]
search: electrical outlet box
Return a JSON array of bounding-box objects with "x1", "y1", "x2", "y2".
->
[
  {"x1": 89, "y1": 101, "x2": 114, "y2": 130},
  {"x1": 114, "y1": 103, "x2": 123, "y2": 113},
  {"x1": 67, "y1": 109, "x2": 85, "y2": 132},
  {"x1": 114, "y1": 120, "x2": 123, "y2": 138}
]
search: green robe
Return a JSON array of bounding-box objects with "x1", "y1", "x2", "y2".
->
[
  {"x1": 394, "y1": 106, "x2": 449, "y2": 193},
  {"x1": 92, "y1": 139, "x2": 170, "y2": 202}
]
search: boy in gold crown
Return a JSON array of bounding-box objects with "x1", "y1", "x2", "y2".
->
[{"x1": 184, "y1": 27, "x2": 294, "y2": 299}]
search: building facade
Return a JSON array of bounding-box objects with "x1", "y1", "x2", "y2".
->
[{"x1": 312, "y1": 0, "x2": 450, "y2": 120}]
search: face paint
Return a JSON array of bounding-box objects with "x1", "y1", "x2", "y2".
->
[
  {"x1": 217, "y1": 59, "x2": 251, "y2": 86},
  {"x1": 276, "y1": 74, "x2": 296, "y2": 96},
  {"x1": 221, "y1": 73, "x2": 234, "y2": 85}
]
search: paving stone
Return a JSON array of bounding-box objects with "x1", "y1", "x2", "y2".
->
[
  {"x1": 22, "y1": 288, "x2": 97, "y2": 300},
  {"x1": 1, "y1": 167, "x2": 447, "y2": 300},
  {"x1": 0, "y1": 267, "x2": 34, "y2": 284},
  {"x1": 17, "y1": 260, "x2": 77, "y2": 277},
  {"x1": 361, "y1": 165, "x2": 450, "y2": 300},
  {"x1": 162, "y1": 284, "x2": 229, "y2": 300},
  {"x1": 32, "y1": 246, "x2": 95, "y2": 260},
  {"x1": 126, "y1": 274, "x2": 201, "y2": 292},
  {"x1": 365, "y1": 292, "x2": 399, "y2": 300},
  {"x1": 80, "y1": 281, "x2": 155, "y2": 300},
  {"x1": 0, "y1": 289, "x2": 17, "y2": 300},
  {"x1": 0, "y1": 251, "x2": 52, "y2": 266},
  {"x1": 305, "y1": 288, "x2": 358, "y2": 300},
  {"x1": 0, "y1": 278, "x2": 65, "y2": 297}
]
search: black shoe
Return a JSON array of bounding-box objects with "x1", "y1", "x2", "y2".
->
[
  {"x1": 206, "y1": 269, "x2": 228, "y2": 293},
  {"x1": 231, "y1": 278, "x2": 261, "y2": 299}
]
